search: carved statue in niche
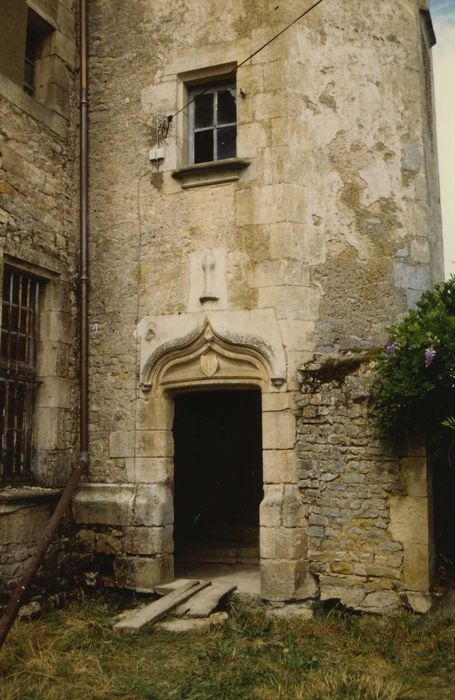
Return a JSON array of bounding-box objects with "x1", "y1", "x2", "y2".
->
[
  {"x1": 187, "y1": 248, "x2": 228, "y2": 311},
  {"x1": 199, "y1": 251, "x2": 219, "y2": 303}
]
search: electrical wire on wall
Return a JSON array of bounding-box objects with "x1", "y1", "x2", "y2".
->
[{"x1": 157, "y1": 0, "x2": 327, "y2": 139}]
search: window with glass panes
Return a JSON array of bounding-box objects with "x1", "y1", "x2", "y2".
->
[
  {"x1": 23, "y1": 9, "x2": 53, "y2": 97},
  {"x1": 0, "y1": 267, "x2": 41, "y2": 483},
  {"x1": 189, "y1": 81, "x2": 236, "y2": 164}
]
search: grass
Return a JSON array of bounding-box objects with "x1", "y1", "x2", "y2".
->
[{"x1": 1, "y1": 596, "x2": 455, "y2": 699}]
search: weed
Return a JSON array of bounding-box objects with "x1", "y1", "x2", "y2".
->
[{"x1": 298, "y1": 671, "x2": 405, "y2": 700}]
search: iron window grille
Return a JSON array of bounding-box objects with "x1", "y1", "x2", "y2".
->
[
  {"x1": 188, "y1": 81, "x2": 237, "y2": 164},
  {"x1": 0, "y1": 267, "x2": 41, "y2": 483}
]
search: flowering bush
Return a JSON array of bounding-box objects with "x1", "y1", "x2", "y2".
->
[{"x1": 373, "y1": 276, "x2": 455, "y2": 442}]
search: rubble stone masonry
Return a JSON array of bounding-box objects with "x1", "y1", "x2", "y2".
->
[
  {"x1": 297, "y1": 356, "x2": 431, "y2": 613},
  {"x1": 0, "y1": 0, "x2": 77, "y2": 597}
]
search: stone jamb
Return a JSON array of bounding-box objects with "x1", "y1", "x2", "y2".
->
[
  {"x1": 76, "y1": 320, "x2": 313, "y2": 598},
  {"x1": 124, "y1": 321, "x2": 313, "y2": 601},
  {"x1": 0, "y1": 253, "x2": 72, "y2": 487},
  {"x1": 0, "y1": 73, "x2": 66, "y2": 137}
]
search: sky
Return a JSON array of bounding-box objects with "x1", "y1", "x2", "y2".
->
[{"x1": 431, "y1": 0, "x2": 455, "y2": 278}]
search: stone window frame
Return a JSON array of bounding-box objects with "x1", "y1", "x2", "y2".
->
[
  {"x1": 0, "y1": 254, "x2": 68, "y2": 488},
  {"x1": 172, "y1": 62, "x2": 250, "y2": 188},
  {"x1": 23, "y1": 6, "x2": 54, "y2": 98},
  {"x1": 0, "y1": 264, "x2": 42, "y2": 483},
  {"x1": 0, "y1": 0, "x2": 75, "y2": 125}
]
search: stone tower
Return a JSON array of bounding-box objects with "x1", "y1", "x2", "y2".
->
[
  {"x1": 0, "y1": 0, "x2": 441, "y2": 613},
  {"x1": 71, "y1": 0, "x2": 443, "y2": 612}
]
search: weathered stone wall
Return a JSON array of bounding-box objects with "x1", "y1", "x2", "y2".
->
[
  {"x1": 0, "y1": 0, "x2": 78, "y2": 595},
  {"x1": 85, "y1": 0, "x2": 443, "y2": 462},
  {"x1": 0, "y1": 490, "x2": 77, "y2": 603},
  {"x1": 0, "y1": 0, "x2": 443, "y2": 610},
  {"x1": 0, "y1": 0, "x2": 28, "y2": 87},
  {"x1": 297, "y1": 355, "x2": 431, "y2": 613},
  {"x1": 75, "y1": 0, "x2": 443, "y2": 606}
]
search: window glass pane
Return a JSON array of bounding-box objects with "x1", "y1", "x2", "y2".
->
[
  {"x1": 217, "y1": 126, "x2": 236, "y2": 160},
  {"x1": 17, "y1": 335, "x2": 26, "y2": 364},
  {"x1": 194, "y1": 93, "x2": 214, "y2": 129},
  {"x1": 8, "y1": 335, "x2": 18, "y2": 362},
  {"x1": 11, "y1": 273, "x2": 19, "y2": 305},
  {"x1": 194, "y1": 130, "x2": 214, "y2": 163},
  {"x1": 20, "y1": 308, "x2": 28, "y2": 333},
  {"x1": 217, "y1": 89, "x2": 236, "y2": 124},
  {"x1": 1, "y1": 331, "x2": 8, "y2": 358},
  {"x1": 9, "y1": 306, "x2": 19, "y2": 333},
  {"x1": 23, "y1": 58, "x2": 35, "y2": 95}
]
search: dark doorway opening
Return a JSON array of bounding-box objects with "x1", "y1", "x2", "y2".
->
[{"x1": 173, "y1": 389, "x2": 262, "y2": 568}]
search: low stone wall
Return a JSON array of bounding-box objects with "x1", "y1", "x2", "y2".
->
[
  {"x1": 0, "y1": 489, "x2": 75, "y2": 605},
  {"x1": 297, "y1": 354, "x2": 432, "y2": 614},
  {"x1": 72, "y1": 483, "x2": 174, "y2": 592}
]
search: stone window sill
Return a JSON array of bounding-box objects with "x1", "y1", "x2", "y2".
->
[
  {"x1": 0, "y1": 486, "x2": 61, "y2": 506},
  {"x1": 172, "y1": 158, "x2": 251, "y2": 189},
  {"x1": 0, "y1": 74, "x2": 66, "y2": 138}
]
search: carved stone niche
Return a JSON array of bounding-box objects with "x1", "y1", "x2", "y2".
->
[{"x1": 141, "y1": 320, "x2": 272, "y2": 396}]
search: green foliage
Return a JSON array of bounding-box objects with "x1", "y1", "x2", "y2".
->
[
  {"x1": 442, "y1": 416, "x2": 455, "y2": 432},
  {"x1": 373, "y1": 276, "x2": 455, "y2": 441}
]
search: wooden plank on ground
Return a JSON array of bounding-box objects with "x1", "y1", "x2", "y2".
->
[
  {"x1": 113, "y1": 580, "x2": 210, "y2": 633},
  {"x1": 114, "y1": 580, "x2": 198, "y2": 625},
  {"x1": 176, "y1": 582, "x2": 237, "y2": 618},
  {"x1": 155, "y1": 578, "x2": 196, "y2": 596}
]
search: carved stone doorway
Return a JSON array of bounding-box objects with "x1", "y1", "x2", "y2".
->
[{"x1": 173, "y1": 389, "x2": 262, "y2": 571}]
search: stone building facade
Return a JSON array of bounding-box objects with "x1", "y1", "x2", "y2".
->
[
  {"x1": 0, "y1": 0, "x2": 78, "y2": 595},
  {"x1": 0, "y1": 0, "x2": 445, "y2": 614}
]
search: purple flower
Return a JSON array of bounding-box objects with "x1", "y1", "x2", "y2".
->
[
  {"x1": 424, "y1": 347, "x2": 436, "y2": 367},
  {"x1": 385, "y1": 341, "x2": 397, "y2": 357}
]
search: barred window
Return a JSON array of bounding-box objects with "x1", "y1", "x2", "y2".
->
[{"x1": 0, "y1": 267, "x2": 41, "y2": 483}]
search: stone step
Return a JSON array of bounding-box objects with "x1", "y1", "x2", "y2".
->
[{"x1": 178, "y1": 552, "x2": 259, "y2": 566}]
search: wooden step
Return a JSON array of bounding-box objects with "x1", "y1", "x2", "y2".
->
[
  {"x1": 174, "y1": 582, "x2": 237, "y2": 618},
  {"x1": 113, "y1": 579, "x2": 210, "y2": 633}
]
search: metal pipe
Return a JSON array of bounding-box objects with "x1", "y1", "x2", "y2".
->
[
  {"x1": 79, "y1": 0, "x2": 89, "y2": 467},
  {"x1": 0, "y1": 0, "x2": 89, "y2": 648}
]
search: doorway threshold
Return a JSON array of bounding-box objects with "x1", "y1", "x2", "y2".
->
[{"x1": 175, "y1": 562, "x2": 260, "y2": 597}]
